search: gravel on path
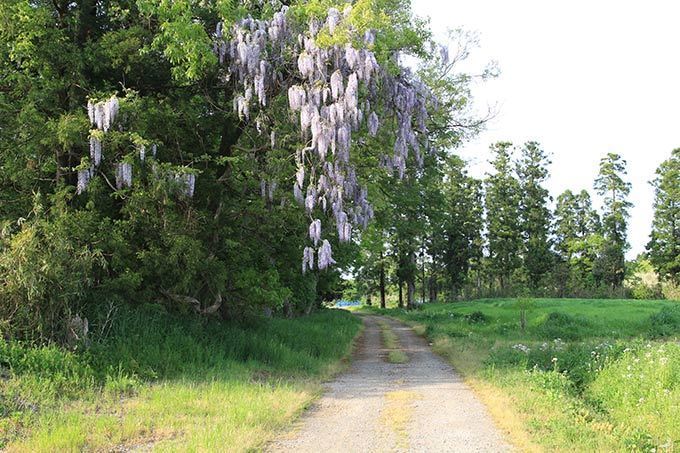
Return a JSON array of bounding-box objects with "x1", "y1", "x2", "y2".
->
[{"x1": 267, "y1": 314, "x2": 511, "y2": 453}]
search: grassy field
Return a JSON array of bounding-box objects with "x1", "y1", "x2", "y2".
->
[
  {"x1": 0, "y1": 306, "x2": 361, "y2": 451},
  {"x1": 365, "y1": 298, "x2": 680, "y2": 452}
]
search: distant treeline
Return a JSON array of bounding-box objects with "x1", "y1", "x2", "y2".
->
[{"x1": 354, "y1": 146, "x2": 679, "y2": 306}]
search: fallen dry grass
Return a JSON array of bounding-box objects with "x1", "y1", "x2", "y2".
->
[{"x1": 379, "y1": 390, "x2": 420, "y2": 450}]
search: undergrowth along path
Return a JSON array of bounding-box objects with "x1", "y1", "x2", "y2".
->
[{"x1": 268, "y1": 315, "x2": 511, "y2": 452}]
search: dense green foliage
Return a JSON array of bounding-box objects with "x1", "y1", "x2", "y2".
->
[
  {"x1": 0, "y1": 0, "x2": 466, "y2": 340},
  {"x1": 516, "y1": 142, "x2": 552, "y2": 289},
  {"x1": 647, "y1": 149, "x2": 680, "y2": 284},
  {"x1": 594, "y1": 153, "x2": 632, "y2": 288},
  {"x1": 354, "y1": 142, "x2": 678, "y2": 302},
  {"x1": 0, "y1": 308, "x2": 361, "y2": 449},
  {"x1": 484, "y1": 142, "x2": 522, "y2": 292},
  {"x1": 366, "y1": 298, "x2": 680, "y2": 450}
]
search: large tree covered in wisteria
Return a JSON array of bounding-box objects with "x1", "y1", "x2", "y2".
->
[
  {"x1": 0, "y1": 0, "x2": 484, "y2": 337},
  {"x1": 213, "y1": 3, "x2": 437, "y2": 271}
]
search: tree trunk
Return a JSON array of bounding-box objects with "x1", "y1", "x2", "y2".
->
[
  {"x1": 407, "y1": 276, "x2": 415, "y2": 309},
  {"x1": 428, "y1": 275, "x2": 436, "y2": 302},
  {"x1": 421, "y1": 260, "x2": 426, "y2": 305},
  {"x1": 398, "y1": 280, "x2": 404, "y2": 308},
  {"x1": 283, "y1": 301, "x2": 294, "y2": 318},
  {"x1": 379, "y1": 250, "x2": 386, "y2": 309}
]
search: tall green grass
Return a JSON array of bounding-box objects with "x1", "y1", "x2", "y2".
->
[
  {"x1": 0, "y1": 306, "x2": 361, "y2": 451},
  {"x1": 366, "y1": 298, "x2": 680, "y2": 451}
]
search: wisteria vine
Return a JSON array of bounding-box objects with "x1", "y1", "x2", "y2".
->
[
  {"x1": 215, "y1": 4, "x2": 435, "y2": 272},
  {"x1": 79, "y1": 97, "x2": 194, "y2": 197},
  {"x1": 78, "y1": 97, "x2": 120, "y2": 194}
]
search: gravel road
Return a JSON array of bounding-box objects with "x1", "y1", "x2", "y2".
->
[{"x1": 267, "y1": 314, "x2": 511, "y2": 452}]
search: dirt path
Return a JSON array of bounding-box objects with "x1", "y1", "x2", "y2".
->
[{"x1": 267, "y1": 315, "x2": 511, "y2": 452}]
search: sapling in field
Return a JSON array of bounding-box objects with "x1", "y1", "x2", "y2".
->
[{"x1": 515, "y1": 298, "x2": 535, "y2": 332}]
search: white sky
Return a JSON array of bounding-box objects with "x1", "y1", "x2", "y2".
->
[{"x1": 413, "y1": 0, "x2": 680, "y2": 258}]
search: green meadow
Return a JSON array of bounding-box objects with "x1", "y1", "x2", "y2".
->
[{"x1": 365, "y1": 298, "x2": 680, "y2": 452}]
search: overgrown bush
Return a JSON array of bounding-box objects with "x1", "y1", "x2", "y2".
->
[
  {"x1": 536, "y1": 311, "x2": 591, "y2": 341},
  {"x1": 647, "y1": 305, "x2": 680, "y2": 338},
  {"x1": 0, "y1": 184, "x2": 328, "y2": 341},
  {"x1": 464, "y1": 310, "x2": 489, "y2": 324},
  {"x1": 0, "y1": 204, "x2": 107, "y2": 342},
  {"x1": 662, "y1": 281, "x2": 680, "y2": 300},
  {"x1": 489, "y1": 339, "x2": 625, "y2": 390}
]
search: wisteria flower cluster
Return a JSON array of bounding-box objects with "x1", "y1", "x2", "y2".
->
[
  {"x1": 79, "y1": 97, "x2": 195, "y2": 197},
  {"x1": 78, "y1": 96, "x2": 120, "y2": 194},
  {"x1": 88, "y1": 96, "x2": 119, "y2": 133},
  {"x1": 215, "y1": 4, "x2": 435, "y2": 271}
]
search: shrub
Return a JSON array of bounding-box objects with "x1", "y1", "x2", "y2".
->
[
  {"x1": 514, "y1": 298, "x2": 535, "y2": 331},
  {"x1": 488, "y1": 339, "x2": 625, "y2": 390},
  {"x1": 465, "y1": 311, "x2": 489, "y2": 324},
  {"x1": 536, "y1": 311, "x2": 590, "y2": 341},
  {"x1": 662, "y1": 280, "x2": 680, "y2": 300},
  {"x1": 647, "y1": 305, "x2": 680, "y2": 338},
  {"x1": 0, "y1": 210, "x2": 107, "y2": 342}
]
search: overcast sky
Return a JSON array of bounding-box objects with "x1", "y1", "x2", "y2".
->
[{"x1": 413, "y1": 0, "x2": 680, "y2": 258}]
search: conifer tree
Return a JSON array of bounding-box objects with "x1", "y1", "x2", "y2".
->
[
  {"x1": 554, "y1": 189, "x2": 601, "y2": 289},
  {"x1": 594, "y1": 153, "x2": 632, "y2": 288},
  {"x1": 516, "y1": 141, "x2": 553, "y2": 289},
  {"x1": 647, "y1": 149, "x2": 680, "y2": 283},
  {"x1": 485, "y1": 142, "x2": 522, "y2": 292},
  {"x1": 441, "y1": 156, "x2": 484, "y2": 297}
]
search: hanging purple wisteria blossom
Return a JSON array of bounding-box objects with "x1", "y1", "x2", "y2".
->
[
  {"x1": 258, "y1": 179, "x2": 277, "y2": 202},
  {"x1": 439, "y1": 44, "x2": 450, "y2": 66},
  {"x1": 115, "y1": 163, "x2": 132, "y2": 189},
  {"x1": 260, "y1": 179, "x2": 267, "y2": 199},
  {"x1": 330, "y1": 70, "x2": 344, "y2": 100},
  {"x1": 302, "y1": 246, "x2": 315, "y2": 273},
  {"x1": 296, "y1": 166, "x2": 305, "y2": 188},
  {"x1": 326, "y1": 8, "x2": 340, "y2": 35},
  {"x1": 77, "y1": 168, "x2": 92, "y2": 195},
  {"x1": 267, "y1": 180, "x2": 277, "y2": 202},
  {"x1": 318, "y1": 240, "x2": 336, "y2": 270},
  {"x1": 88, "y1": 96, "x2": 119, "y2": 132},
  {"x1": 89, "y1": 136, "x2": 102, "y2": 167},
  {"x1": 309, "y1": 219, "x2": 321, "y2": 245},
  {"x1": 293, "y1": 182, "x2": 304, "y2": 203},
  {"x1": 305, "y1": 185, "x2": 316, "y2": 213},
  {"x1": 213, "y1": 4, "x2": 435, "y2": 271},
  {"x1": 172, "y1": 172, "x2": 196, "y2": 198},
  {"x1": 81, "y1": 95, "x2": 197, "y2": 200},
  {"x1": 80, "y1": 96, "x2": 123, "y2": 194},
  {"x1": 183, "y1": 173, "x2": 196, "y2": 198},
  {"x1": 368, "y1": 112, "x2": 379, "y2": 137}
]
